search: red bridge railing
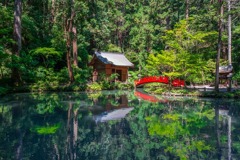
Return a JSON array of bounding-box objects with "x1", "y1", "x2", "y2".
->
[
  {"x1": 134, "y1": 76, "x2": 184, "y2": 87},
  {"x1": 172, "y1": 79, "x2": 185, "y2": 87}
]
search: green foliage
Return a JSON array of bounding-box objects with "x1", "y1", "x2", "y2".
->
[
  {"x1": 50, "y1": 25, "x2": 66, "y2": 51},
  {"x1": 0, "y1": 5, "x2": 13, "y2": 48},
  {"x1": 128, "y1": 71, "x2": 139, "y2": 83},
  {"x1": 1, "y1": 0, "x2": 240, "y2": 92},
  {"x1": 15, "y1": 53, "x2": 38, "y2": 83},
  {"x1": 30, "y1": 47, "x2": 63, "y2": 68},
  {"x1": 97, "y1": 73, "x2": 120, "y2": 90},
  {"x1": 115, "y1": 82, "x2": 133, "y2": 90},
  {"x1": 0, "y1": 46, "x2": 11, "y2": 79},
  {"x1": 31, "y1": 124, "x2": 60, "y2": 135},
  {"x1": 1, "y1": 90, "x2": 240, "y2": 159},
  {"x1": 34, "y1": 67, "x2": 59, "y2": 82},
  {"x1": 146, "y1": 19, "x2": 217, "y2": 84},
  {"x1": 21, "y1": 14, "x2": 40, "y2": 49},
  {"x1": 29, "y1": 67, "x2": 66, "y2": 91},
  {"x1": 35, "y1": 96, "x2": 62, "y2": 114},
  {"x1": 87, "y1": 92, "x2": 101, "y2": 100},
  {"x1": 87, "y1": 82, "x2": 102, "y2": 91},
  {"x1": 73, "y1": 66, "x2": 91, "y2": 84},
  {"x1": 105, "y1": 44, "x2": 121, "y2": 53},
  {"x1": 145, "y1": 105, "x2": 214, "y2": 159},
  {"x1": 97, "y1": 74, "x2": 111, "y2": 90},
  {"x1": 109, "y1": 73, "x2": 119, "y2": 81},
  {"x1": 0, "y1": 87, "x2": 8, "y2": 95},
  {"x1": 144, "y1": 83, "x2": 168, "y2": 94},
  {"x1": 233, "y1": 71, "x2": 240, "y2": 82},
  {"x1": 170, "y1": 89, "x2": 189, "y2": 94},
  {"x1": 57, "y1": 67, "x2": 71, "y2": 83},
  {"x1": 99, "y1": 81, "x2": 114, "y2": 90},
  {"x1": 66, "y1": 83, "x2": 87, "y2": 92}
]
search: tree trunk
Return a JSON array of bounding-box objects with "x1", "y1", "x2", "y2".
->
[
  {"x1": 215, "y1": 0, "x2": 223, "y2": 92},
  {"x1": 228, "y1": 0, "x2": 232, "y2": 65},
  {"x1": 50, "y1": 0, "x2": 56, "y2": 28},
  {"x1": 65, "y1": 0, "x2": 76, "y2": 83},
  {"x1": 71, "y1": 0, "x2": 78, "y2": 67},
  {"x1": 13, "y1": 0, "x2": 21, "y2": 53},
  {"x1": 166, "y1": 16, "x2": 171, "y2": 30},
  {"x1": 185, "y1": 0, "x2": 189, "y2": 19},
  {"x1": 72, "y1": 26, "x2": 78, "y2": 67},
  {"x1": 227, "y1": 0, "x2": 232, "y2": 92},
  {"x1": 66, "y1": 43, "x2": 74, "y2": 83},
  {"x1": 12, "y1": 0, "x2": 22, "y2": 85}
]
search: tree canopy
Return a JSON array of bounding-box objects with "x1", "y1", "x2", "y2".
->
[{"x1": 0, "y1": 0, "x2": 240, "y2": 89}]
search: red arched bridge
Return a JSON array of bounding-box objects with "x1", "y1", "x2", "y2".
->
[{"x1": 134, "y1": 76, "x2": 185, "y2": 88}]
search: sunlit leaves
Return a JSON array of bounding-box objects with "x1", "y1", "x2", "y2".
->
[
  {"x1": 146, "y1": 19, "x2": 217, "y2": 83},
  {"x1": 30, "y1": 47, "x2": 62, "y2": 68},
  {"x1": 31, "y1": 123, "x2": 60, "y2": 135},
  {"x1": 0, "y1": 5, "x2": 13, "y2": 48}
]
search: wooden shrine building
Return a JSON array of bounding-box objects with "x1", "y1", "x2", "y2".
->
[{"x1": 89, "y1": 51, "x2": 134, "y2": 82}]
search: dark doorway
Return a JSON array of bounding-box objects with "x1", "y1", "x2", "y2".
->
[{"x1": 116, "y1": 70, "x2": 122, "y2": 81}]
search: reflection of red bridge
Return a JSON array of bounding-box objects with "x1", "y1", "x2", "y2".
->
[
  {"x1": 134, "y1": 76, "x2": 185, "y2": 87},
  {"x1": 134, "y1": 90, "x2": 168, "y2": 103}
]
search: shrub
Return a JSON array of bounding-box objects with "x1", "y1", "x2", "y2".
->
[
  {"x1": 116, "y1": 82, "x2": 134, "y2": 90},
  {"x1": 73, "y1": 67, "x2": 91, "y2": 85},
  {"x1": 171, "y1": 89, "x2": 189, "y2": 94},
  {"x1": 0, "y1": 86, "x2": 8, "y2": 95},
  {"x1": 143, "y1": 83, "x2": 168, "y2": 94},
  {"x1": 87, "y1": 82, "x2": 102, "y2": 91}
]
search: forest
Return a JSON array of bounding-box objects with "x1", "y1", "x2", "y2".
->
[{"x1": 0, "y1": 0, "x2": 240, "y2": 94}]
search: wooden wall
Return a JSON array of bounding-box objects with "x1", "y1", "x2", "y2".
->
[{"x1": 93, "y1": 59, "x2": 129, "y2": 81}]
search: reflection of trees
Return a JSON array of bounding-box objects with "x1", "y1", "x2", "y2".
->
[
  {"x1": 0, "y1": 104, "x2": 15, "y2": 159},
  {"x1": 66, "y1": 101, "x2": 80, "y2": 160},
  {"x1": 0, "y1": 91, "x2": 135, "y2": 159},
  {"x1": 74, "y1": 101, "x2": 203, "y2": 159},
  {"x1": 74, "y1": 99, "x2": 240, "y2": 159},
  {"x1": 0, "y1": 93, "x2": 68, "y2": 160},
  {"x1": 146, "y1": 108, "x2": 214, "y2": 159},
  {"x1": 1, "y1": 92, "x2": 240, "y2": 159}
]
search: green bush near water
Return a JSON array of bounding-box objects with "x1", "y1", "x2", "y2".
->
[
  {"x1": 143, "y1": 83, "x2": 169, "y2": 94},
  {"x1": 115, "y1": 82, "x2": 133, "y2": 90},
  {"x1": 87, "y1": 82, "x2": 102, "y2": 91},
  {"x1": 0, "y1": 87, "x2": 8, "y2": 95}
]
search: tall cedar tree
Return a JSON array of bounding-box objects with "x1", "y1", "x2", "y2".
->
[
  {"x1": 72, "y1": 0, "x2": 78, "y2": 67},
  {"x1": 65, "y1": 0, "x2": 77, "y2": 83},
  {"x1": 215, "y1": 0, "x2": 223, "y2": 92},
  {"x1": 12, "y1": 0, "x2": 22, "y2": 85}
]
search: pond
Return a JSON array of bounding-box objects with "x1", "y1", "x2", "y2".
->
[{"x1": 1, "y1": 90, "x2": 240, "y2": 160}]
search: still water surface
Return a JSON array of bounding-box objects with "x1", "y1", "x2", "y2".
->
[{"x1": 1, "y1": 90, "x2": 240, "y2": 160}]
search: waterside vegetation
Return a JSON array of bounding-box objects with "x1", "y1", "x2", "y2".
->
[{"x1": 143, "y1": 83, "x2": 240, "y2": 99}]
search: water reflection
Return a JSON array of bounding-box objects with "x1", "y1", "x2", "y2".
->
[
  {"x1": 0, "y1": 91, "x2": 240, "y2": 159},
  {"x1": 134, "y1": 89, "x2": 168, "y2": 103},
  {"x1": 94, "y1": 107, "x2": 134, "y2": 123}
]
